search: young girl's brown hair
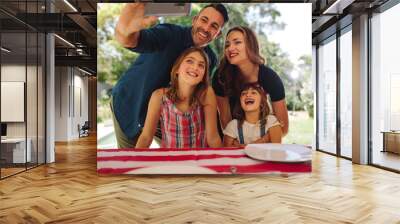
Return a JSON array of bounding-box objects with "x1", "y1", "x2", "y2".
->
[
  {"x1": 232, "y1": 82, "x2": 270, "y2": 128},
  {"x1": 167, "y1": 47, "x2": 210, "y2": 106},
  {"x1": 217, "y1": 26, "x2": 265, "y2": 97}
]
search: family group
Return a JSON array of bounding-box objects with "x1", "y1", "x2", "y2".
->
[{"x1": 111, "y1": 3, "x2": 289, "y2": 149}]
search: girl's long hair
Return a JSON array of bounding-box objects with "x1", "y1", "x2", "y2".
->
[
  {"x1": 216, "y1": 26, "x2": 265, "y2": 97},
  {"x1": 232, "y1": 82, "x2": 270, "y2": 128},
  {"x1": 167, "y1": 47, "x2": 210, "y2": 106}
]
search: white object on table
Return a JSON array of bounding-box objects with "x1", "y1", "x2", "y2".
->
[{"x1": 244, "y1": 143, "x2": 311, "y2": 162}]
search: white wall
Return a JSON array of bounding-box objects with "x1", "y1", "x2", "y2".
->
[
  {"x1": 1, "y1": 63, "x2": 46, "y2": 164},
  {"x1": 55, "y1": 66, "x2": 69, "y2": 141},
  {"x1": 1, "y1": 65, "x2": 28, "y2": 137},
  {"x1": 1, "y1": 65, "x2": 26, "y2": 81},
  {"x1": 54, "y1": 67, "x2": 89, "y2": 141}
]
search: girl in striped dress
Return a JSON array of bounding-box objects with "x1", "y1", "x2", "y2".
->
[{"x1": 135, "y1": 47, "x2": 222, "y2": 148}]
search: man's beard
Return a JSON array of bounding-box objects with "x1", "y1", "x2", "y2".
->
[{"x1": 193, "y1": 27, "x2": 211, "y2": 46}]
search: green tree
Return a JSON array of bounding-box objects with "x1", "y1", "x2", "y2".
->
[
  {"x1": 297, "y1": 55, "x2": 314, "y2": 117},
  {"x1": 98, "y1": 3, "x2": 138, "y2": 86},
  {"x1": 164, "y1": 3, "x2": 289, "y2": 76},
  {"x1": 97, "y1": 3, "x2": 300, "y2": 121},
  {"x1": 98, "y1": 3, "x2": 291, "y2": 89}
]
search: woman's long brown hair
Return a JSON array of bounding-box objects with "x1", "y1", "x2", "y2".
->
[
  {"x1": 232, "y1": 83, "x2": 270, "y2": 128},
  {"x1": 167, "y1": 47, "x2": 210, "y2": 106},
  {"x1": 216, "y1": 26, "x2": 265, "y2": 97}
]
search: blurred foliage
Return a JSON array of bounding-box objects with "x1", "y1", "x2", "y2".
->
[
  {"x1": 98, "y1": 3, "x2": 138, "y2": 86},
  {"x1": 283, "y1": 111, "x2": 313, "y2": 145},
  {"x1": 97, "y1": 3, "x2": 314, "y2": 122},
  {"x1": 285, "y1": 55, "x2": 313, "y2": 117},
  {"x1": 297, "y1": 55, "x2": 314, "y2": 117}
]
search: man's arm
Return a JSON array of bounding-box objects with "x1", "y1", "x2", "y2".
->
[
  {"x1": 216, "y1": 96, "x2": 232, "y2": 129},
  {"x1": 272, "y1": 99, "x2": 289, "y2": 136},
  {"x1": 115, "y1": 3, "x2": 157, "y2": 48},
  {"x1": 202, "y1": 87, "x2": 223, "y2": 148}
]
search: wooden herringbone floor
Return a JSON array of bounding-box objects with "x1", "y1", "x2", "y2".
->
[{"x1": 1, "y1": 134, "x2": 400, "y2": 224}]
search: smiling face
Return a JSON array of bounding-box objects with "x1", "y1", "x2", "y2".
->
[
  {"x1": 191, "y1": 7, "x2": 224, "y2": 47},
  {"x1": 177, "y1": 51, "x2": 207, "y2": 86},
  {"x1": 240, "y1": 87, "x2": 262, "y2": 113},
  {"x1": 225, "y1": 30, "x2": 248, "y2": 65}
]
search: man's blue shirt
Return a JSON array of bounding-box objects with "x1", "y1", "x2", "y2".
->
[{"x1": 112, "y1": 24, "x2": 217, "y2": 139}]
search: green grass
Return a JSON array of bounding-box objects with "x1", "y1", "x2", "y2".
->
[
  {"x1": 98, "y1": 132, "x2": 117, "y2": 149},
  {"x1": 98, "y1": 111, "x2": 314, "y2": 148},
  {"x1": 283, "y1": 111, "x2": 314, "y2": 145}
]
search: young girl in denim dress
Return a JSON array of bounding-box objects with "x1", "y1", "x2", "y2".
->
[{"x1": 223, "y1": 83, "x2": 282, "y2": 146}]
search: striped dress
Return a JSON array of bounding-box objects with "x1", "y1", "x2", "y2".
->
[{"x1": 159, "y1": 95, "x2": 206, "y2": 148}]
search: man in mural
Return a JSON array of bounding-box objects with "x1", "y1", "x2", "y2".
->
[{"x1": 111, "y1": 3, "x2": 229, "y2": 148}]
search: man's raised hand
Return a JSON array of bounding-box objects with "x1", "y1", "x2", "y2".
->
[{"x1": 115, "y1": 3, "x2": 158, "y2": 48}]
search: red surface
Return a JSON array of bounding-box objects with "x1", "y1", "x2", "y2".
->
[{"x1": 97, "y1": 147, "x2": 312, "y2": 174}]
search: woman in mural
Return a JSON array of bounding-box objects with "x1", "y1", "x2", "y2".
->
[{"x1": 212, "y1": 26, "x2": 289, "y2": 143}]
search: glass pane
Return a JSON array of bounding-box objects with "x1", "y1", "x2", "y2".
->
[
  {"x1": 1, "y1": 9, "x2": 27, "y2": 177},
  {"x1": 371, "y1": 3, "x2": 400, "y2": 171},
  {"x1": 38, "y1": 32, "x2": 45, "y2": 165},
  {"x1": 318, "y1": 37, "x2": 337, "y2": 154},
  {"x1": 27, "y1": 31, "x2": 38, "y2": 169},
  {"x1": 340, "y1": 29, "x2": 352, "y2": 158}
]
